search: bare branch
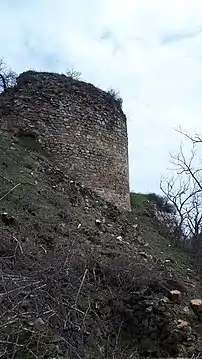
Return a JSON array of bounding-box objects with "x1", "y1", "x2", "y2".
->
[
  {"x1": 161, "y1": 128, "x2": 202, "y2": 259},
  {"x1": 74, "y1": 268, "x2": 88, "y2": 307},
  {"x1": 0, "y1": 183, "x2": 21, "y2": 202},
  {"x1": 0, "y1": 58, "x2": 17, "y2": 92}
]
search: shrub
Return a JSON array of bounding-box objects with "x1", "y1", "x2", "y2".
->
[
  {"x1": 107, "y1": 88, "x2": 123, "y2": 108},
  {"x1": 130, "y1": 192, "x2": 176, "y2": 217},
  {"x1": 66, "y1": 68, "x2": 81, "y2": 80},
  {"x1": 130, "y1": 193, "x2": 151, "y2": 214},
  {"x1": 147, "y1": 193, "x2": 176, "y2": 214}
]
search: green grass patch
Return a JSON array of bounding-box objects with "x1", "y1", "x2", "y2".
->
[{"x1": 130, "y1": 192, "x2": 151, "y2": 214}]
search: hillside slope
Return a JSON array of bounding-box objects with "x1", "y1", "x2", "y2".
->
[{"x1": 0, "y1": 132, "x2": 201, "y2": 358}]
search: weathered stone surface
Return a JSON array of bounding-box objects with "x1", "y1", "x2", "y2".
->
[
  {"x1": 169, "y1": 290, "x2": 181, "y2": 303},
  {"x1": 175, "y1": 319, "x2": 190, "y2": 330},
  {"x1": 190, "y1": 299, "x2": 202, "y2": 320},
  {"x1": 0, "y1": 71, "x2": 130, "y2": 210}
]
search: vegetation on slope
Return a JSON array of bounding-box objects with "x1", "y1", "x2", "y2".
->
[{"x1": 0, "y1": 132, "x2": 201, "y2": 358}]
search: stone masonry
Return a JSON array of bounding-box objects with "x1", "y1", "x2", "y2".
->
[{"x1": 0, "y1": 71, "x2": 131, "y2": 210}]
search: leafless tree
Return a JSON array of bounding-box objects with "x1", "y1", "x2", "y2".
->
[
  {"x1": 66, "y1": 68, "x2": 81, "y2": 80},
  {"x1": 161, "y1": 128, "x2": 202, "y2": 255},
  {"x1": 0, "y1": 58, "x2": 17, "y2": 92}
]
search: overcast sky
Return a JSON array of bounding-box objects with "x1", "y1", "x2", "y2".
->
[{"x1": 1, "y1": 0, "x2": 202, "y2": 194}]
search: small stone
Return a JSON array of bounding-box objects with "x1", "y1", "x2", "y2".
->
[
  {"x1": 117, "y1": 236, "x2": 123, "y2": 241},
  {"x1": 95, "y1": 219, "x2": 101, "y2": 225},
  {"x1": 1, "y1": 213, "x2": 15, "y2": 225},
  {"x1": 145, "y1": 306, "x2": 153, "y2": 313},
  {"x1": 190, "y1": 299, "x2": 202, "y2": 319},
  {"x1": 139, "y1": 251, "x2": 147, "y2": 257},
  {"x1": 175, "y1": 319, "x2": 189, "y2": 329},
  {"x1": 139, "y1": 251, "x2": 152, "y2": 260},
  {"x1": 28, "y1": 321, "x2": 34, "y2": 326},
  {"x1": 100, "y1": 306, "x2": 111, "y2": 315},
  {"x1": 34, "y1": 317, "x2": 45, "y2": 330},
  {"x1": 168, "y1": 290, "x2": 181, "y2": 303},
  {"x1": 160, "y1": 297, "x2": 170, "y2": 304},
  {"x1": 183, "y1": 306, "x2": 190, "y2": 315},
  {"x1": 190, "y1": 299, "x2": 202, "y2": 307}
]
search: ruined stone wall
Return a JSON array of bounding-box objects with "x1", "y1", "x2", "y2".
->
[{"x1": 0, "y1": 71, "x2": 130, "y2": 210}]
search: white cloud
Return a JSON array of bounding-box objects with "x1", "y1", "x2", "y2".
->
[{"x1": 0, "y1": 0, "x2": 202, "y2": 194}]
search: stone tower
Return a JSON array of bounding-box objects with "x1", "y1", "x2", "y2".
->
[{"x1": 0, "y1": 71, "x2": 131, "y2": 210}]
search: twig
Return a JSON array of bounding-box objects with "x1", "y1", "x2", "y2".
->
[
  {"x1": 0, "y1": 341, "x2": 23, "y2": 346},
  {"x1": 70, "y1": 305, "x2": 85, "y2": 315},
  {"x1": 0, "y1": 183, "x2": 21, "y2": 202},
  {"x1": 40, "y1": 245, "x2": 47, "y2": 254},
  {"x1": 60, "y1": 337, "x2": 82, "y2": 359},
  {"x1": 0, "y1": 175, "x2": 13, "y2": 183},
  {"x1": 0, "y1": 293, "x2": 30, "y2": 320},
  {"x1": 0, "y1": 348, "x2": 7, "y2": 358},
  {"x1": 0, "y1": 314, "x2": 18, "y2": 328},
  {"x1": 27, "y1": 348, "x2": 40, "y2": 359},
  {"x1": 83, "y1": 302, "x2": 91, "y2": 329},
  {"x1": 74, "y1": 268, "x2": 88, "y2": 307},
  {"x1": 13, "y1": 236, "x2": 23, "y2": 254},
  {"x1": 11, "y1": 331, "x2": 20, "y2": 359}
]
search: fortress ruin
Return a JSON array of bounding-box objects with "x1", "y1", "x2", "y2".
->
[{"x1": 0, "y1": 71, "x2": 130, "y2": 210}]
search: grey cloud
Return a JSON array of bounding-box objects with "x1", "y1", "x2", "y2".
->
[{"x1": 161, "y1": 28, "x2": 202, "y2": 45}]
